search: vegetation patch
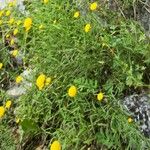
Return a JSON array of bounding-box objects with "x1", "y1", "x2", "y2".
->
[{"x1": 0, "y1": 0, "x2": 150, "y2": 149}]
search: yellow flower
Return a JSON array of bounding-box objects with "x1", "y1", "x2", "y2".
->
[
  {"x1": 13, "y1": 28, "x2": 18, "y2": 36},
  {"x1": 68, "y1": 85, "x2": 77, "y2": 97},
  {"x1": 6, "y1": 34, "x2": 10, "y2": 38},
  {"x1": 16, "y1": 20, "x2": 22, "y2": 26},
  {"x1": 6, "y1": 10, "x2": 11, "y2": 16},
  {"x1": 24, "y1": 18, "x2": 32, "y2": 32},
  {"x1": 16, "y1": 75, "x2": 23, "y2": 84},
  {"x1": 43, "y1": 0, "x2": 49, "y2": 4},
  {"x1": 90, "y1": 2, "x2": 98, "y2": 11},
  {"x1": 84, "y1": 24, "x2": 91, "y2": 33},
  {"x1": 0, "y1": 10, "x2": 4, "y2": 17},
  {"x1": 0, "y1": 20, "x2": 3, "y2": 25},
  {"x1": 9, "y1": 18, "x2": 15, "y2": 25},
  {"x1": 128, "y1": 117, "x2": 133, "y2": 123},
  {"x1": 97, "y1": 92, "x2": 104, "y2": 101},
  {"x1": 10, "y1": 39, "x2": 15, "y2": 45},
  {"x1": 45, "y1": 77, "x2": 52, "y2": 86},
  {"x1": 0, "y1": 63, "x2": 3, "y2": 69},
  {"x1": 8, "y1": 2, "x2": 13, "y2": 7},
  {"x1": 50, "y1": 140, "x2": 61, "y2": 150},
  {"x1": 39, "y1": 24, "x2": 44, "y2": 30},
  {"x1": 74, "y1": 11, "x2": 80, "y2": 18},
  {"x1": 36, "y1": 74, "x2": 46, "y2": 90},
  {"x1": 8, "y1": 1, "x2": 16, "y2": 7},
  {"x1": 0, "y1": 106, "x2": 5, "y2": 118},
  {"x1": 12, "y1": 50, "x2": 18, "y2": 57},
  {"x1": 5, "y1": 100, "x2": 12, "y2": 109}
]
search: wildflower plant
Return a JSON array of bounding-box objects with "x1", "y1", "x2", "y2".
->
[{"x1": 0, "y1": 0, "x2": 150, "y2": 149}]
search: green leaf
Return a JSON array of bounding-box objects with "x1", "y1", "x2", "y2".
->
[
  {"x1": 126, "y1": 77, "x2": 133, "y2": 86},
  {"x1": 20, "y1": 119, "x2": 39, "y2": 134}
]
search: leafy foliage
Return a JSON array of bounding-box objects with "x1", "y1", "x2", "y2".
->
[{"x1": 0, "y1": 0, "x2": 149, "y2": 149}]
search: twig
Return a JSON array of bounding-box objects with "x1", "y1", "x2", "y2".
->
[
  {"x1": 114, "y1": 0, "x2": 126, "y2": 19},
  {"x1": 139, "y1": 0, "x2": 150, "y2": 8},
  {"x1": 144, "y1": 6, "x2": 150, "y2": 13},
  {"x1": 133, "y1": 0, "x2": 137, "y2": 20}
]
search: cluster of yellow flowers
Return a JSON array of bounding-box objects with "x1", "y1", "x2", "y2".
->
[
  {"x1": 0, "y1": 100, "x2": 12, "y2": 118},
  {"x1": 36, "y1": 74, "x2": 52, "y2": 90},
  {"x1": 73, "y1": 2, "x2": 98, "y2": 33},
  {"x1": 35, "y1": 75, "x2": 104, "y2": 101},
  {"x1": 0, "y1": 3, "x2": 134, "y2": 150},
  {"x1": 68, "y1": 85, "x2": 104, "y2": 101},
  {"x1": 0, "y1": 3, "x2": 35, "y2": 82},
  {"x1": 0, "y1": 5, "x2": 18, "y2": 120},
  {"x1": 0, "y1": 8, "x2": 27, "y2": 60}
]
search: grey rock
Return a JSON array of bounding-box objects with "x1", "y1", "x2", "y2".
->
[
  {"x1": 6, "y1": 69, "x2": 33, "y2": 98},
  {"x1": 0, "y1": 0, "x2": 29, "y2": 15},
  {"x1": 123, "y1": 93, "x2": 150, "y2": 137},
  {"x1": 6, "y1": 85, "x2": 26, "y2": 98}
]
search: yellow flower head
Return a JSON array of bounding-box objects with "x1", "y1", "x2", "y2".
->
[
  {"x1": 13, "y1": 28, "x2": 18, "y2": 36},
  {"x1": 0, "y1": 63, "x2": 3, "y2": 69},
  {"x1": 39, "y1": 24, "x2": 44, "y2": 30},
  {"x1": 97, "y1": 92, "x2": 104, "y2": 101},
  {"x1": 6, "y1": 34, "x2": 10, "y2": 38},
  {"x1": 12, "y1": 49, "x2": 18, "y2": 57},
  {"x1": 68, "y1": 85, "x2": 77, "y2": 97},
  {"x1": 45, "y1": 77, "x2": 52, "y2": 86},
  {"x1": 36, "y1": 74, "x2": 46, "y2": 90},
  {"x1": 90, "y1": 2, "x2": 98, "y2": 11},
  {"x1": 16, "y1": 20, "x2": 22, "y2": 26},
  {"x1": 16, "y1": 75, "x2": 23, "y2": 84},
  {"x1": 43, "y1": 0, "x2": 49, "y2": 4},
  {"x1": 0, "y1": 10, "x2": 4, "y2": 17},
  {"x1": 24, "y1": 18, "x2": 32, "y2": 32},
  {"x1": 128, "y1": 117, "x2": 133, "y2": 123},
  {"x1": 50, "y1": 140, "x2": 61, "y2": 150},
  {"x1": 8, "y1": 2, "x2": 13, "y2": 7},
  {"x1": 5, "y1": 100, "x2": 12, "y2": 109},
  {"x1": 74, "y1": 11, "x2": 80, "y2": 18},
  {"x1": 8, "y1": 18, "x2": 15, "y2": 25},
  {"x1": 10, "y1": 39, "x2": 15, "y2": 45},
  {"x1": 6, "y1": 10, "x2": 11, "y2": 16},
  {"x1": 84, "y1": 24, "x2": 91, "y2": 33},
  {"x1": 0, "y1": 106, "x2": 5, "y2": 118},
  {"x1": 0, "y1": 20, "x2": 3, "y2": 25},
  {"x1": 8, "y1": 1, "x2": 16, "y2": 7}
]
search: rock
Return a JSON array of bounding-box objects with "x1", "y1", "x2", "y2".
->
[
  {"x1": 6, "y1": 69, "x2": 33, "y2": 98},
  {"x1": 0, "y1": 0, "x2": 28, "y2": 15},
  {"x1": 123, "y1": 93, "x2": 150, "y2": 137},
  {"x1": 6, "y1": 85, "x2": 26, "y2": 98}
]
